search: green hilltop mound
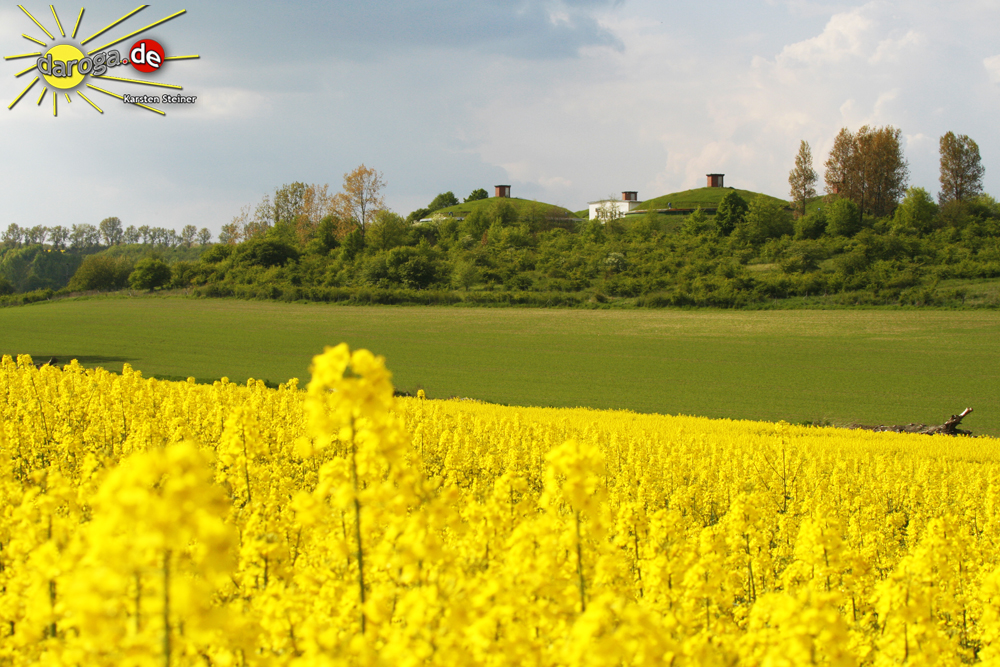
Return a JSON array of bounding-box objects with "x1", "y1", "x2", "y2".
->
[
  {"x1": 635, "y1": 187, "x2": 788, "y2": 212},
  {"x1": 429, "y1": 197, "x2": 578, "y2": 220}
]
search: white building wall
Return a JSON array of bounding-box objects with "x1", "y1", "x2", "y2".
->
[{"x1": 588, "y1": 200, "x2": 642, "y2": 221}]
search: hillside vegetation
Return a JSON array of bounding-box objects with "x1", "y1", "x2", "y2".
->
[{"x1": 3, "y1": 186, "x2": 1000, "y2": 310}]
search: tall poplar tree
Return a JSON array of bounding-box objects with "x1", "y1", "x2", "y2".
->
[
  {"x1": 824, "y1": 125, "x2": 908, "y2": 219},
  {"x1": 788, "y1": 140, "x2": 817, "y2": 217},
  {"x1": 939, "y1": 132, "x2": 984, "y2": 205}
]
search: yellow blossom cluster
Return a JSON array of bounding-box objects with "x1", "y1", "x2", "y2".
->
[{"x1": 2, "y1": 347, "x2": 1000, "y2": 666}]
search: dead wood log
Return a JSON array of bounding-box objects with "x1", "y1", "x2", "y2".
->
[{"x1": 851, "y1": 408, "x2": 974, "y2": 436}]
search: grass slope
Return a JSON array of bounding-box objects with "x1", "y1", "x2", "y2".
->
[
  {"x1": 2, "y1": 297, "x2": 999, "y2": 436},
  {"x1": 636, "y1": 187, "x2": 788, "y2": 211},
  {"x1": 430, "y1": 197, "x2": 578, "y2": 219}
]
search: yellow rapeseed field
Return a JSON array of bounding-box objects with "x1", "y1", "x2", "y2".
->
[{"x1": 1, "y1": 346, "x2": 1000, "y2": 666}]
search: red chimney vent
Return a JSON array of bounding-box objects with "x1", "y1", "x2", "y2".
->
[
  {"x1": 622, "y1": 191, "x2": 638, "y2": 201},
  {"x1": 707, "y1": 174, "x2": 725, "y2": 188},
  {"x1": 495, "y1": 185, "x2": 511, "y2": 198}
]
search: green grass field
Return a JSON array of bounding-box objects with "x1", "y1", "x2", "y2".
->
[{"x1": 2, "y1": 297, "x2": 998, "y2": 435}]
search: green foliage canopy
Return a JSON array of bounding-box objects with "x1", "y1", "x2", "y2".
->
[
  {"x1": 893, "y1": 187, "x2": 939, "y2": 234},
  {"x1": 234, "y1": 238, "x2": 300, "y2": 268},
  {"x1": 128, "y1": 257, "x2": 172, "y2": 291},
  {"x1": 67, "y1": 254, "x2": 132, "y2": 292},
  {"x1": 715, "y1": 191, "x2": 749, "y2": 236},
  {"x1": 739, "y1": 195, "x2": 793, "y2": 243},
  {"x1": 826, "y1": 198, "x2": 863, "y2": 237},
  {"x1": 428, "y1": 192, "x2": 459, "y2": 212}
]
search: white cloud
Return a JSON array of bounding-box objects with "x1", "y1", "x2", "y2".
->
[
  {"x1": 776, "y1": 6, "x2": 875, "y2": 66},
  {"x1": 539, "y1": 175, "x2": 574, "y2": 189},
  {"x1": 905, "y1": 132, "x2": 932, "y2": 149},
  {"x1": 871, "y1": 89, "x2": 900, "y2": 122},
  {"x1": 985, "y1": 54, "x2": 1000, "y2": 84},
  {"x1": 870, "y1": 29, "x2": 925, "y2": 64}
]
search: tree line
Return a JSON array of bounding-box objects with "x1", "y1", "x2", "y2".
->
[
  {"x1": 219, "y1": 165, "x2": 388, "y2": 246},
  {"x1": 2, "y1": 128, "x2": 997, "y2": 309},
  {"x1": 1, "y1": 218, "x2": 213, "y2": 250},
  {"x1": 788, "y1": 128, "x2": 985, "y2": 221}
]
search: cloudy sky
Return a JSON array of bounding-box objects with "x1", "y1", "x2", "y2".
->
[{"x1": 2, "y1": 0, "x2": 998, "y2": 235}]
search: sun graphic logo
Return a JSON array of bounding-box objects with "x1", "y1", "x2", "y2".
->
[{"x1": 4, "y1": 5, "x2": 199, "y2": 117}]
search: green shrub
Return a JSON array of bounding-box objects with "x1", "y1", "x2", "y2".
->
[
  {"x1": 740, "y1": 195, "x2": 793, "y2": 243},
  {"x1": 715, "y1": 191, "x2": 749, "y2": 236},
  {"x1": 129, "y1": 257, "x2": 172, "y2": 290},
  {"x1": 67, "y1": 254, "x2": 132, "y2": 291},
  {"x1": 794, "y1": 209, "x2": 827, "y2": 239},
  {"x1": 826, "y1": 198, "x2": 863, "y2": 237},
  {"x1": 892, "y1": 187, "x2": 939, "y2": 234},
  {"x1": 506, "y1": 274, "x2": 533, "y2": 291},
  {"x1": 386, "y1": 246, "x2": 438, "y2": 289},
  {"x1": 170, "y1": 260, "x2": 198, "y2": 288},
  {"x1": 201, "y1": 244, "x2": 233, "y2": 263},
  {"x1": 341, "y1": 230, "x2": 365, "y2": 261},
  {"x1": 234, "y1": 238, "x2": 300, "y2": 267}
]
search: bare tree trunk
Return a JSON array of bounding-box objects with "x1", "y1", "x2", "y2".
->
[{"x1": 851, "y1": 408, "x2": 974, "y2": 436}]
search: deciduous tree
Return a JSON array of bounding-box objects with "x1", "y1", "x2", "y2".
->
[
  {"x1": 824, "y1": 125, "x2": 908, "y2": 219},
  {"x1": 128, "y1": 257, "x2": 172, "y2": 291},
  {"x1": 939, "y1": 131, "x2": 984, "y2": 205},
  {"x1": 68, "y1": 254, "x2": 132, "y2": 291},
  {"x1": 366, "y1": 211, "x2": 409, "y2": 252},
  {"x1": 99, "y1": 217, "x2": 124, "y2": 246},
  {"x1": 428, "y1": 192, "x2": 459, "y2": 212},
  {"x1": 273, "y1": 182, "x2": 307, "y2": 226},
  {"x1": 825, "y1": 198, "x2": 861, "y2": 237},
  {"x1": 715, "y1": 191, "x2": 749, "y2": 236},
  {"x1": 70, "y1": 223, "x2": 100, "y2": 249},
  {"x1": 740, "y1": 195, "x2": 793, "y2": 243},
  {"x1": 22, "y1": 225, "x2": 47, "y2": 245},
  {"x1": 893, "y1": 187, "x2": 938, "y2": 234},
  {"x1": 1, "y1": 224, "x2": 23, "y2": 248},
  {"x1": 48, "y1": 225, "x2": 68, "y2": 249},
  {"x1": 181, "y1": 225, "x2": 198, "y2": 247},
  {"x1": 219, "y1": 222, "x2": 241, "y2": 245},
  {"x1": 334, "y1": 164, "x2": 386, "y2": 240},
  {"x1": 788, "y1": 140, "x2": 817, "y2": 217}
]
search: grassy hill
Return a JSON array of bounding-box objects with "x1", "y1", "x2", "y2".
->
[
  {"x1": 430, "y1": 197, "x2": 579, "y2": 220},
  {"x1": 635, "y1": 187, "x2": 789, "y2": 212}
]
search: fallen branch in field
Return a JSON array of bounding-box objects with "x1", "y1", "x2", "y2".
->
[{"x1": 850, "y1": 408, "x2": 974, "y2": 436}]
